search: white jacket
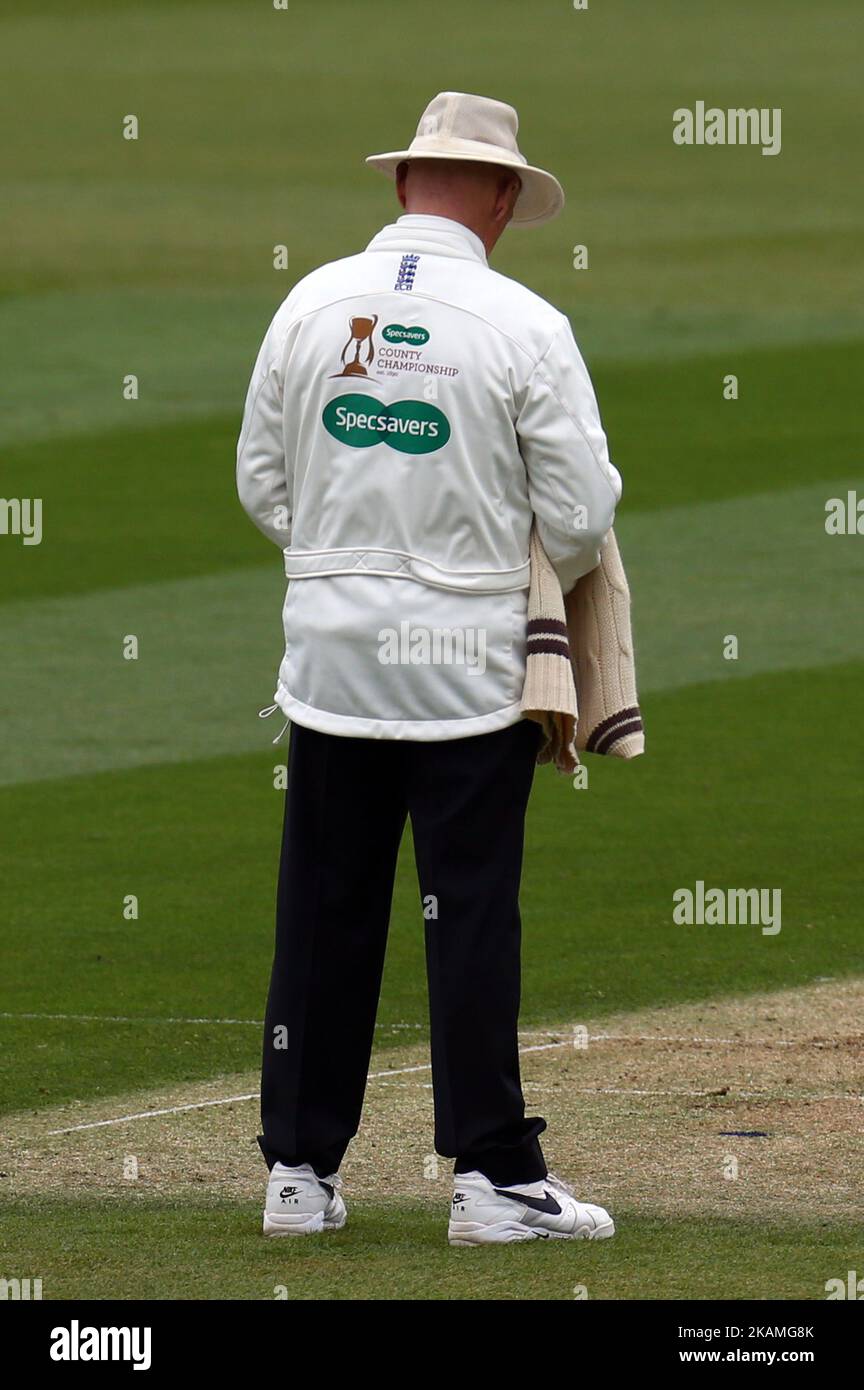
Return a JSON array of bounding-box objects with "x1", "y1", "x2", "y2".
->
[{"x1": 237, "y1": 214, "x2": 621, "y2": 740}]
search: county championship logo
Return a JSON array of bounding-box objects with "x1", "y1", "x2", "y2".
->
[{"x1": 328, "y1": 311, "x2": 458, "y2": 383}]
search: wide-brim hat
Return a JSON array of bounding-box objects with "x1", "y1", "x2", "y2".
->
[{"x1": 365, "y1": 91, "x2": 564, "y2": 228}]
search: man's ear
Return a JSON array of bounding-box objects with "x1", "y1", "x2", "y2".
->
[
  {"x1": 494, "y1": 173, "x2": 521, "y2": 227},
  {"x1": 395, "y1": 160, "x2": 410, "y2": 209},
  {"x1": 505, "y1": 174, "x2": 522, "y2": 220}
]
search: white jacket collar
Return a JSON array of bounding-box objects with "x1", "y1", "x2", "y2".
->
[{"x1": 366, "y1": 214, "x2": 488, "y2": 266}]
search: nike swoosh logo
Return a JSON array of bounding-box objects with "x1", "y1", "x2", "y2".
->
[{"x1": 493, "y1": 1187, "x2": 562, "y2": 1215}]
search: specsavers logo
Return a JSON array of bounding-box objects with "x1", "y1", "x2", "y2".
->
[
  {"x1": 323, "y1": 393, "x2": 451, "y2": 455},
  {"x1": 382, "y1": 323, "x2": 430, "y2": 346}
]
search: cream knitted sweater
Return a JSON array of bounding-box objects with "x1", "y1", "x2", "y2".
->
[{"x1": 521, "y1": 526, "x2": 644, "y2": 772}]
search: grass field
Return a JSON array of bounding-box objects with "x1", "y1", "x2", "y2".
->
[{"x1": 1, "y1": 0, "x2": 862, "y2": 1300}]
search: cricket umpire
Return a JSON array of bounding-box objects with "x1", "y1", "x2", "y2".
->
[{"x1": 237, "y1": 91, "x2": 621, "y2": 1244}]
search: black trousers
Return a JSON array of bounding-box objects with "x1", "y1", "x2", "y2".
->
[{"x1": 258, "y1": 717, "x2": 547, "y2": 1186}]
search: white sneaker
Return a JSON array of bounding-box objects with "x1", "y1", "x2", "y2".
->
[
  {"x1": 448, "y1": 1170, "x2": 614, "y2": 1246},
  {"x1": 262, "y1": 1162, "x2": 346, "y2": 1236}
]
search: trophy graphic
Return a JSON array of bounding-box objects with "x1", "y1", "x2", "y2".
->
[{"x1": 333, "y1": 313, "x2": 378, "y2": 378}]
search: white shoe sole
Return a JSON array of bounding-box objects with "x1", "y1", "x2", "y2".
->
[
  {"x1": 263, "y1": 1208, "x2": 347, "y2": 1237},
  {"x1": 448, "y1": 1216, "x2": 615, "y2": 1246}
]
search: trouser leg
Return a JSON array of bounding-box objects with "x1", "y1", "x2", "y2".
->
[
  {"x1": 407, "y1": 718, "x2": 547, "y2": 1187},
  {"x1": 258, "y1": 723, "x2": 407, "y2": 1176}
]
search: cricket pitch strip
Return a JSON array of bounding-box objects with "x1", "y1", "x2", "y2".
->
[{"x1": 3, "y1": 979, "x2": 862, "y2": 1223}]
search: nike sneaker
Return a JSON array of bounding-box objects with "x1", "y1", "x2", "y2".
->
[
  {"x1": 448, "y1": 1170, "x2": 614, "y2": 1245},
  {"x1": 262, "y1": 1161, "x2": 346, "y2": 1236}
]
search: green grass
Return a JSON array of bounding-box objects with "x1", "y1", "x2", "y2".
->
[
  {"x1": 2, "y1": 662, "x2": 862, "y2": 1113},
  {"x1": 2, "y1": 338, "x2": 862, "y2": 607},
  {"x1": 0, "y1": 1197, "x2": 856, "y2": 1300}
]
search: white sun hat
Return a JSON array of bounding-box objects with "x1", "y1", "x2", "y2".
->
[{"x1": 365, "y1": 90, "x2": 565, "y2": 228}]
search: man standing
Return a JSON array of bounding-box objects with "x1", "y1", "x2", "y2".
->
[{"x1": 237, "y1": 92, "x2": 621, "y2": 1245}]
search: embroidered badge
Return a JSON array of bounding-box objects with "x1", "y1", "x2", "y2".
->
[{"x1": 394, "y1": 253, "x2": 420, "y2": 291}]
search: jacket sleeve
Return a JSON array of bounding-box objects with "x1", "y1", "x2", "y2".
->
[
  {"x1": 236, "y1": 312, "x2": 292, "y2": 549},
  {"x1": 516, "y1": 318, "x2": 622, "y2": 593}
]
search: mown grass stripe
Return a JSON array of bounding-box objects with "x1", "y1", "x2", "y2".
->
[{"x1": 1, "y1": 479, "x2": 859, "y2": 788}]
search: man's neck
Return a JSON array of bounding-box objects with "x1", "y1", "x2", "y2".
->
[{"x1": 396, "y1": 211, "x2": 490, "y2": 258}]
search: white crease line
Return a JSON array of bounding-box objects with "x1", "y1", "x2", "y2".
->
[
  {"x1": 6, "y1": 1013, "x2": 848, "y2": 1048},
  {"x1": 565, "y1": 1088, "x2": 864, "y2": 1101},
  {"x1": 48, "y1": 1092, "x2": 259, "y2": 1134},
  {"x1": 522, "y1": 1033, "x2": 814, "y2": 1047},
  {"x1": 0, "y1": 1011, "x2": 422, "y2": 1030},
  {"x1": 589, "y1": 1033, "x2": 855, "y2": 1047},
  {"x1": 44, "y1": 1046, "x2": 569, "y2": 1136},
  {"x1": 34, "y1": 1022, "x2": 864, "y2": 1132},
  {"x1": 1, "y1": 1012, "x2": 262, "y2": 1026},
  {"x1": 41, "y1": 1029, "x2": 864, "y2": 1137},
  {"x1": 45, "y1": 1058, "x2": 440, "y2": 1135}
]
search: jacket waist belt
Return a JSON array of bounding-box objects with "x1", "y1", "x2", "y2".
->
[{"x1": 283, "y1": 547, "x2": 530, "y2": 594}]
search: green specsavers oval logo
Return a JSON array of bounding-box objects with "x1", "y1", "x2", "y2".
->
[
  {"x1": 323, "y1": 393, "x2": 450, "y2": 455},
  {"x1": 382, "y1": 323, "x2": 430, "y2": 346}
]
